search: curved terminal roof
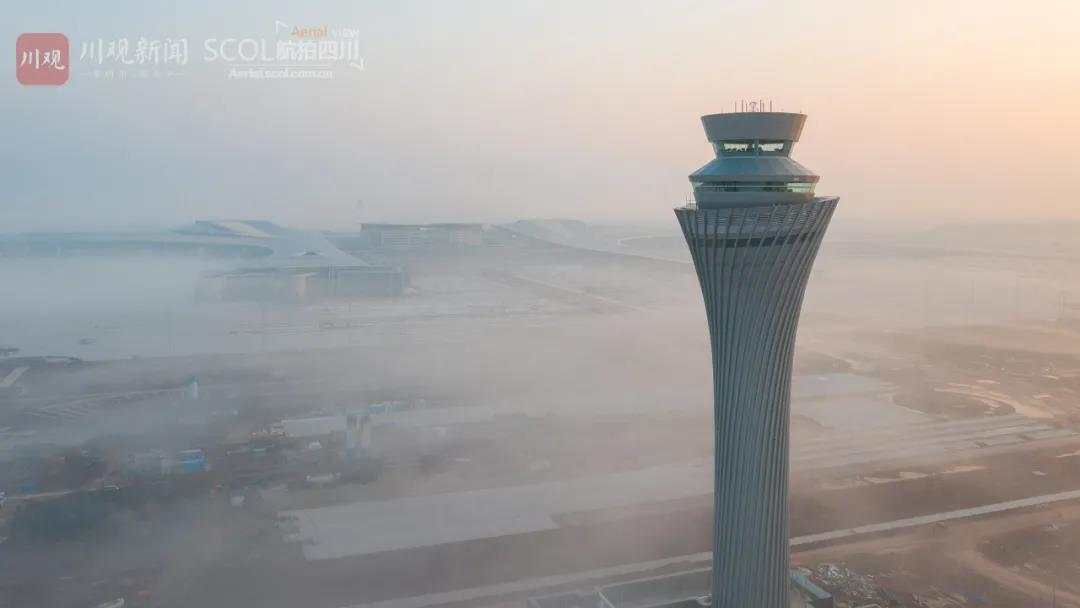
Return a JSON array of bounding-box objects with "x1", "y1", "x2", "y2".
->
[{"x1": 174, "y1": 220, "x2": 371, "y2": 272}]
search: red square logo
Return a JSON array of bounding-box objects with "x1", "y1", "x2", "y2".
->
[{"x1": 16, "y1": 33, "x2": 69, "y2": 85}]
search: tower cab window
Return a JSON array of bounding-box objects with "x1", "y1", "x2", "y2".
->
[
  {"x1": 756, "y1": 141, "x2": 786, "y2": 154},
  {"x1": 720, "y1": 141, "x2": 752, "y2": 154},
  {"x1": 715, "y1": 140, "x2": 789, "y2": 156}
]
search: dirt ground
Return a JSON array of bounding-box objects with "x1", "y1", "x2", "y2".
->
[{"x1": 794, "y1": 501, "x2": 1080, "y2": 607}]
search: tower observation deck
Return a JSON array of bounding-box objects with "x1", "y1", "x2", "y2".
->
[{"x1": 675, "y1": 111, "x2": 838, "y2": 607}]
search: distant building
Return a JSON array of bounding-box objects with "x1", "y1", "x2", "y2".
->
[
  {"x1": 358, "y1": 223, "x2": 485, "y2": 251},
  {"x1": 187, "y1": 220, "x2": 407, "y2": 301},
  {"x1": 202, "y1": 264, "x2": 405, "y2": 302},
  {"x1": 0, "y1": 219, "x2": 407, "y2": 300}
]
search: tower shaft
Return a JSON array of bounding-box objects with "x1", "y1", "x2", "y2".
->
[{"x1": 677, "y1": 201, "x2": 835, "y2": 607}]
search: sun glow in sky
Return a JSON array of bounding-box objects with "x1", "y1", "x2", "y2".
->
[{"x1": 5, "y1": 0, "x2": 1079, "y2": 230}]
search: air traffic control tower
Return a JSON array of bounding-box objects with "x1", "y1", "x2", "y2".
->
[{"x1": 676, "y1": 111, "x2": 838, "y2": 607}]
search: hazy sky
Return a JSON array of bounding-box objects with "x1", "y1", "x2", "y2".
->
[{"x1": 4, "y1": 1, "x2": 1079, "y2": 231}]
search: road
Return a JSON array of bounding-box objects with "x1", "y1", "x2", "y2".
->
[{"x1": 338, "y1": 488, "x2": 1080, "y2": 608}]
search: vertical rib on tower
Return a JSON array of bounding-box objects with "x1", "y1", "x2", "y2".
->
[{"x1": 675, "y1": 111, "x2": 838, "y2": 607}]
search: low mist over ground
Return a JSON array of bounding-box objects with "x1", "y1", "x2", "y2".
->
[{"x1": 4, "y1": 217, "x2": 1080, "y2": 607}]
